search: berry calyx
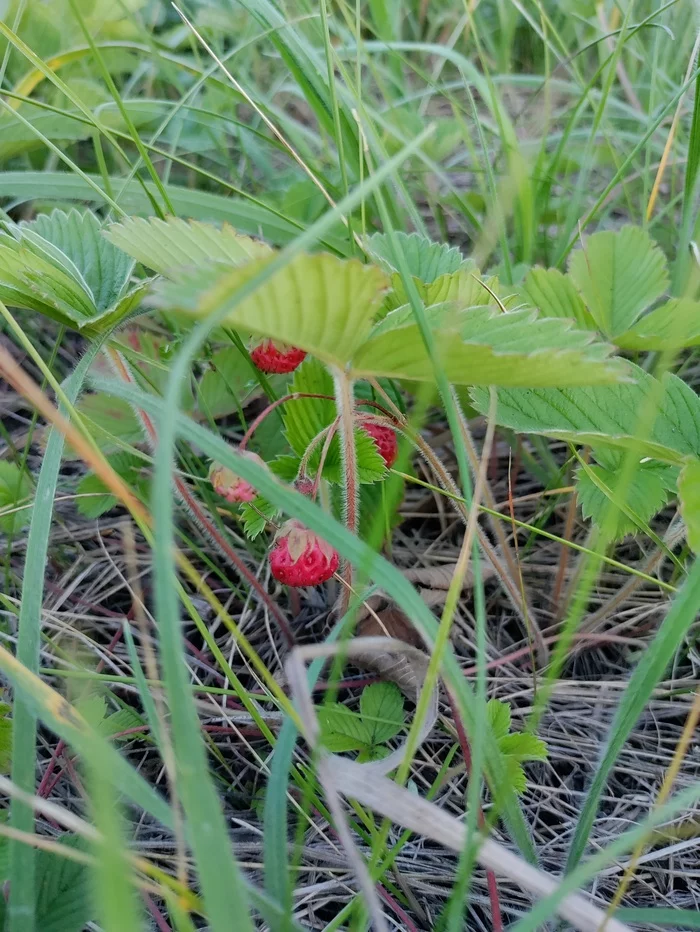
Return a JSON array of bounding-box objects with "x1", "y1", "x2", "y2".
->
[
  {"x1": 359, "y1": 418, "x2": 398, "y2": 469},
  {"x1": 209, "y1": 451, "x2": 264, "y2": 503},
  {"x1": 269, "y1": 519, "x2": 339, "y2": 587},
  {"x1": 250, "y1": 339, "x2": 307, "y2": 374}
]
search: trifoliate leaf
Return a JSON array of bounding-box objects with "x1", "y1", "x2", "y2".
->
[
  {"x1": 568, "y1": 225, "x2": 669, "y2": 337},
  {"x1": 359, "y1": 682, "x2": 405, "y2": 745}
]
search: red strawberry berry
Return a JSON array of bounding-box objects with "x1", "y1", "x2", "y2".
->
[
  {"x1": 359, "y1": 418, "x2": 398, "y2": 469},
  {"x1": 269, "y1": 519, "x2": 339, "y2": 587},
  {"x1": 209, "y1": 451, "x2": 264, "y2": 503},
  {"x1": 250, "y1": 339, "x2": 307, "y2": 374}
]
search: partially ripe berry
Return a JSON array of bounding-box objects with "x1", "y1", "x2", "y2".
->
[
  {"x1": 250, "y1": 339, "x2": 307, "y2": 374},
  {"x1": 209, "y1": 451, "x2": 264, "y2": 503},
  {"x1": 294, "y1": 477, "x2": 315, "y2": 497},
  {"x1": 359, "y1": 418, "x2": 398, "y2": 469},
  {"x1": 269, "y1": 519, "x2": 339, "y2": 587}
]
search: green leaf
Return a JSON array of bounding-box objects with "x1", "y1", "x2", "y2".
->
[
  {"x1": 679, "y1": 459, "x2": 700, "y2": 553},
  {"x1": 74, "y1": 695, "x2": 107, "y2": 730},
  {"x1": 616, "y1": 298, "x2": 700, "y2": 350},
  {"x1": 156, "y1": 253, "x2": 389, "y2": 369},
  {"x1": 471, "y1": 365, "x2": 700, "y2": 464},
  {"x1": 486, "y1": 699, "x2": 511, "y2": 741},
  {"x1": 282, "y1": 358, "x2": 385, "y2": 484},
  {"x1": 366, "y1": 231, "x2": 466, "y2": 282},
  {"x1": 0, "y1": 461, "x2": 31, "y2": 535},
  {"x1": 284, "y1": 357, "x2": 336, "y2": 459},
  {"x1": 198, "y1": 348, "x2": 254, "y2": 420},
  {"x1": 240, "y1": 498, "x2": 281, "y2": 540},
  {"x1": 318, "y1": 703, "x2": 371, "y2": 749},
  {"x1": 103, "y1": 216, "x2": 272, "y2": 278},
  {"x1": 76, "y1": 395, "x2": 143, "y2": 451},
  {"x1": 576, "y1": 459, "x2": 673, "y2": 539},
  {"x1": 505, "y1": 757, "x2": 528, "y2": 795},
  {"x1": 385, "y1": 266, "x2": 494, "y2": 311},
  {"x1": 76, "y1": 453, "x2": 145, "y2": 519},
  {"x1": 568, "y1": 226, "x2": 669, "y2": 337},
  {"x1": 0, "y1": 209, "x2": 145, "y2": 335},
  {"x1": 75, "y1": 473, "x2": 118, "y2": 519},
  {"x1": 359, "y1": 682, "x2": 405, "y2": 745},
  {"x1": 22, "y1": 210, "x2": 135, "y2": 311},
  {"x1": 499, "y1": 732, "x2": 548, "y2": 763},
  {"x1": 100, "y1": 708, "x2": 147, "y2": 740},
  {"x1": 0, "y1": 239, "x2": 94, "y2": 324},
  {"x1": 36, "y1": 836, "x2": 92, "y2": 932},
  {"x1": 352, "y1": 307, "x2": 625, "y2": 387},
  {"x1": 520, "y1": 267, "x2": 597, "y2": 330}
]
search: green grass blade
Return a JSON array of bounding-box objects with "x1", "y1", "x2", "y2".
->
[
  {"x1": 8, "y1": 338, "x2": 105, "y2": 932},
  {"x1": 0, "y1": 171, "x2": 349, "y2": 251},
  {"x1": 616, "y1": 908, "x2": 700, "y2": 928},
  {"x1": 566, "y1": 555, "x2": 700, "y2": 873}
]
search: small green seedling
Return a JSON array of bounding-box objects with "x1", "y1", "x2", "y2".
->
[
  {"x1": 318, "y1": 681, "x2": 406, "y2": 763},
  {"x1": 487, "y1": 698, "x2": 547, "y2": 794}
]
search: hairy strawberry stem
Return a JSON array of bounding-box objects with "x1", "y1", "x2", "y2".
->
[
  {"x1": 333, "y1": 369, "x2": 359, "y2": 610},
  {"x1": 239, "y1": 392, "x2": 396, "y2": 450}
]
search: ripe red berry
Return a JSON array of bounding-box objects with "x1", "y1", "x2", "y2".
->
[
  {"x1": 209, "y1": 451, "x2": 264, "y2": 503},
  {"x1": 359, "y1": 418, "x2": 398, "y2": 469},
  {"x1": 250, "y1": 339, "x2": 307, "y2": 374},
  {"x1": 269, "y1": 519, "x2": 339, "y2": 587}
]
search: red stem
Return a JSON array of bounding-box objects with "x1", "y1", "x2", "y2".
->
[
  {"x1": 447, "y1": 690, "x2": 504, "y2": 932},
  {"x1": 143, "y1": 893, "x2": 172, "y2": 932}
]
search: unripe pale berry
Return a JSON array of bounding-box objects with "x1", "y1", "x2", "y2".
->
[{"x1": 209, "y1": 451, "x2": 264, "y2": 503}]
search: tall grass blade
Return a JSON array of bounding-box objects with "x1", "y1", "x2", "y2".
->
[
  {"x1": 8, "y1": 339, "x2": 105, "y2": 932},
  {"x1": 566, "y1": 556, "x2": 700, "y2": 872}
]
